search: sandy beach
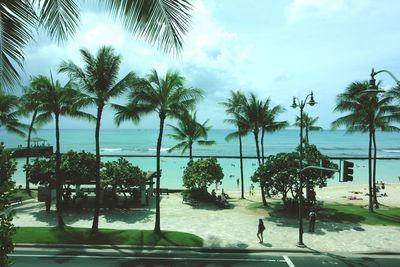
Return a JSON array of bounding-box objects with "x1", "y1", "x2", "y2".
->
[{"x1": 12, "y1": 182, "x2": 400, "y2": 253}]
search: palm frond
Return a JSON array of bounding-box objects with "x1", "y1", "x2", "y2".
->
[
  {"x1": 37, "y1": 0, "x2": 80, "y2": 43},
  {"x1": 102, "y1": 0, "x2": 192, "y2": 55},
  {"x1": 1, "y1": 0, "x2": 36, "y2": 89}
]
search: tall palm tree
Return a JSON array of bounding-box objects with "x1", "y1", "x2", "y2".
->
[
  {"x1": 260, "y1": 99, "x2": 288, "y2": 164},
  {"x1": 115, "y1": 69, "x2": 203, "y2": 235},
  {"x1": 19, "y1": 81, "x2": 51, "y2": 193},
  {"x1": 30, "y1": 74, "x2": 93, "y2": 229},
  {"x1": 59, "y1": 45, "x2": 134, "y2": 235},
  {"x1": 294, "y1": 112, "x2": 323, "y2": 144},
  {"x1": 332, "y1": 81, "x2": 399, "y2": 212},
  {"x1": 1, "y1": 0, "x2": 192, "y2": 90},
  {"x1": 167, "y1": 111, "x2": 215, "y2": 159},
  {"x1": 220, "y1": 90, "x2": 248, "y2": 199},
  {"x1": 241, "y1": 93, "x2": 268, "y2": 206},
  {"x1": 0, "y1": 92, "x2": 27, "y2": 136}
]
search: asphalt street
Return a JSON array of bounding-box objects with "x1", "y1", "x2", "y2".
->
[{"x1": 10, "y1": 247, "x2": 400, "y2": 267}]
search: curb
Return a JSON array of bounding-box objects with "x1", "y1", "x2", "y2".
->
[{"x1": 14, "y1": 243, "x2": 400, "y2": 255}]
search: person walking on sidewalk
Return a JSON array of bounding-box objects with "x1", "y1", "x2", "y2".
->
[
  {"x1": 309, "y1": 210, "x2": 316, "y2": 232},
  {"x1": 257, "y1": 219, "x2": 266, "y2": 243}
]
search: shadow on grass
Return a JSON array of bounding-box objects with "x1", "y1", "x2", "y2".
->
[{"x1": 260, "y1": 201, "x2": 368, "y2": 235}]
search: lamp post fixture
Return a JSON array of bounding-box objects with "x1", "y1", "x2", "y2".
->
[
  {"x1": 291, "y1": 91, "x2": 316, "y2": 247},
  {"x1": 369, "y1": 68, "x2": 400, "y2": 91}
]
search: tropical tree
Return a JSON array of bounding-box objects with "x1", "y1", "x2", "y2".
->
[
  {"x1": 332, "y1": 81, "x2": 400, "y2": 211},
  {"x1": 241, "y1": 93, "x2": 268, "y2": 206},
  {"x1": 58, "y1": 45, "x2": 134, "y2": 235},
  {"x1": 0, "y1": 142, "x2": 17, "y2": 267},
  {"x1": 167, "y1": 111, "x2": 215, "y2": 159},
  {"x1": 19, "y1": 81, "x2": 51, "y2": 193},
  {"x1": 220, "y1": 90, "x2": 248, "y2": 199},
  {"x1": 30, "y1": 74, "x2": 94, "y2": 228},
  {"x1": 1, "y1": 0, "x2": 192, "y2": 90},
  {"x1": 260, "y1": 98, "x2": 288, "y2": 164},
  {"x1": 115, "y1": 69, "x2": 203, "y2": 235},
  {"x1": 0, "y1": 92, "x2": 27, "y2": 137},
  {"x1": 294, "y1": 112, "x2": 323, "y2": 144}
]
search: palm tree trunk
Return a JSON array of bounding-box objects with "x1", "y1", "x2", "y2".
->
[
  {"x1": 239, "y1": 133, "x2": 244, "y2": 199},
  {"x1": 91, "y1": 106, "x2": 103, "y2": 235},
  {"x1": 253, "y1": 130, "x2": 261, "y2": 166},
  {"x1": 189, "y1": 140, "x2": 193, "y2": 160},
  {"x1": 154, "y1": 114, "x2": 165, "y2": 235},
  {"x1": 372, "y1": 130, "x2": 379, "y2": 208},
  {"x1": 368, "y1": 129, "x2": 373, "y2": 212},
  {"x1": 55, "y1": 113, "x2": 65, "y2": 229},
  {"x1": 261, "y1": 128, "x2": 265, "y2": 164},
  {"x1": 25, "y1": 110, "x2": 37, "y2": 194},
  {"x1": 253, "y1": 129, "x2": 267, "y2": 206}
]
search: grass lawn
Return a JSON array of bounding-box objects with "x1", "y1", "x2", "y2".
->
[
  {"x1": 249, "y1": 200, "x2": 400, "y2": 227},
  {"x1": 14, "y1": 227, "x2": 203, "y2": 247},
  {"x1": 11, "y1": 188, "x2": 36, "y2": 201},
  {"x1": 319, "y1": 203, "x2": 400, "y2": 226}
]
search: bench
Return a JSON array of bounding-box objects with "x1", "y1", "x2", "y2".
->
[
  {"x1": 10, "y1": 196, "x2": 22, "y2": 205},
  {"x1": 160, "y1": 188, "x2": 169, "y2": 195}
]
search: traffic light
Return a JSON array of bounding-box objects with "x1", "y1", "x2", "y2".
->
[
  {"x1": 343, "y1": 160, "x2": 354, "y2": 182},
  {"x1": 320, "y1": 159, "x2": 330, "y2": 178}
]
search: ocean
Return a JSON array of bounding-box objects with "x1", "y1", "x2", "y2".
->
[{"x1": 1, "y1": 129, "x2": 400, "y2": 189}]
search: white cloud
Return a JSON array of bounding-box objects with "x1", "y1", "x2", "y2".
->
[{"x1": 286, "y1": 0, "x2": 367, "y2": 22}]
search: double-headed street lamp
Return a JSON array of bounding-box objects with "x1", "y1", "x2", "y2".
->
[{"x1": 291, "y1": 91, "x2": 316, "y2": 247}]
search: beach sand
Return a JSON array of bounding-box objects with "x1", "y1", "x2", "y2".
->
[{"x1": 12, "y1": 182, "x2": 400, "y2": 253}]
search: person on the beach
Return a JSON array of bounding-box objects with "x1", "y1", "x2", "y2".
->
[
  {"x1": 257, "y1": 219, "x2": 265, "y2": 243},
  {"x1": 250, "y1": 184, "x2": 255, "y2": 196},
  {"x1": 309, "y1": 210, "x2": 316, "y2": 232},
  {"x1": 211, "y1": 189, "x2": 216, "y2": 200},
  {"x1": 237, "y1": 178, "x2": 239, "y2": 187}
]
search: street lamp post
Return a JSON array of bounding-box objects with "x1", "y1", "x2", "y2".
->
[
  {"x1": 369, "y1": 68, "x2": 400, "y2": 90},
  {"x1": 291, "y1": 91, "x2": 316, "y2": 247}
]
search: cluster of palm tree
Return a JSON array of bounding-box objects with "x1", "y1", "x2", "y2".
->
[
  {"x1": 1, "y1": 0, "x2": 195, "y2": 238},
  {"x1": 332, "y1": 81, "x2": 400, "y2": 212},
  {"x1": 221, "y1": 91, "x2": 288, "y2": 204},
  {"x1": 1, "y1": 47, "x2": 205, "y2": 236}
]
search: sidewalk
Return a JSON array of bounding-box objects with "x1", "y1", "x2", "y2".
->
[{"x1": 11, "y1": 193, "x2": 400, "y2": 254}]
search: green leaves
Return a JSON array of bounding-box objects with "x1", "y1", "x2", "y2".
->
[{"x1": 182, "y1": 158, "x2": 224, "y2": 190}]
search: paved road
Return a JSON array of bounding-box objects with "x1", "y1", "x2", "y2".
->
[{"x1": 11, "y1": 247, "x2": 400, "y2": 267}]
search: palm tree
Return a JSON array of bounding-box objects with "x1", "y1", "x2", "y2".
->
[
  {"x1": 241, "y1": 93, "x2": 269, "y2": 206},
  {"x1": 58, "y1": 45, "x2": 134, "y2": 235},
  {"x1": 19, "y1": 81, "x2": 51, "y2": 193},
  {"x1": 0, "y1": 92, "x2": 27, "y2": 136},
  {"x1": 1, "y1": 0, "x2": 192, "y2": 90},
  {"x1": 115, "y1": 69, "x2": 203, "y2": 235},
  {"x1": 167, "y1": 111, "x2": 215, "y2": 159},
  {"x1": 294, "y1": 112, "x2": 323, "y2": 144},
  {"x1": 332, "y1": 81, "x2": 399, "y2": 211},
  {"x1": 220, "y1": 90, "x2": 248, "y2": 199},
  {"x1": 30, "y1": 74, "x2": 93, "y2": 229},
  {"x1": 260, "y1": 99, "x2": 288, "y2": 164}
]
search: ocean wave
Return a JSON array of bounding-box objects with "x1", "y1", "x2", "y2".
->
[
  {"x1": 383, "y1": 150, "x2": 400, "y2": 153},
  {"x1": 148, "y1": 147, "x2": 170, "y2": 152},
  {"x1": 102, "y1": 148, "x2": 122, "y2": 152}
]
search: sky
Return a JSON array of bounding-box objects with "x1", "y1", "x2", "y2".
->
[{"x1": 19, "y1": 0, "x2": 400, "y2": 130}]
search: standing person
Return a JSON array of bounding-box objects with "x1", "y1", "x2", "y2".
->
[
  {"x1": 237, "y1": 178, "x2": 239, "y2": 188},
  {"x1": 309, "y1": 210, "x2": 316, "y2": 232},
  {"x1": 257, "y1": 219, "x2": 265, "y2": 243}
]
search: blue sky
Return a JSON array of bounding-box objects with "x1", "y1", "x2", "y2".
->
[{"x1": 20, "y1": 0, "x2": 400, "y2": 129}]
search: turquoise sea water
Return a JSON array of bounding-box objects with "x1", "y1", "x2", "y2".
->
[{"x1": 1, "y1": 129, "x2": 400, "y2": 189}]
